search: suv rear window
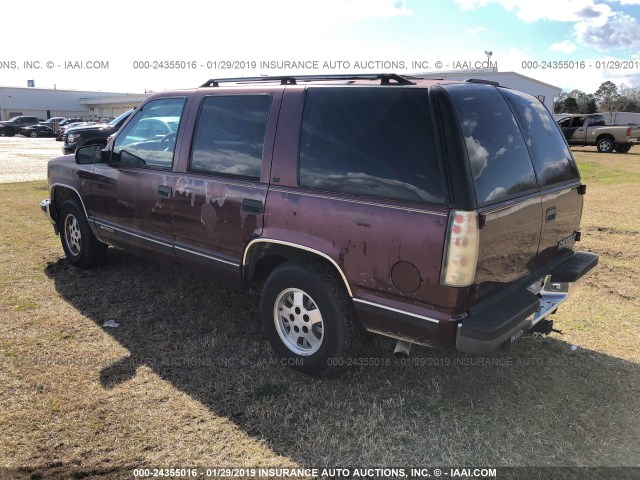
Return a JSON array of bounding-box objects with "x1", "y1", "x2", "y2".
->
[
  {"x1": 298, "y1": 87, "x2": 445, "y2": 205},
  {"x1": 501, "y1": 89, "x2": 579, "y2": 188},
  {"x1": 446, "y1": 84, "x2": 538, "y2": 205}
]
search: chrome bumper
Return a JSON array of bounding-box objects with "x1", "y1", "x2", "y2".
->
[{"x1": 40, "y1": 199, "x2": 59, "y2": 234}]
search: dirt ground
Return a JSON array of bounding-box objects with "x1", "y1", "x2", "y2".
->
[
  {"x1": 0, "y1": 147, "x2": 639, "y2": 479},
  {"x1": 0, "y1": 137, "x2": 63, "y2": 184}
]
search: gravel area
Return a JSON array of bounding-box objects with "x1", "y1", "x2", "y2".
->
[{"x1": 0, "y1": 137, "x2": 64, "y2": 184}]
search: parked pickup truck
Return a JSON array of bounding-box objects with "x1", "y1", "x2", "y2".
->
[
  {"x1": 0, "y1": 116, "x2": 40, "y2": 136},
  {"x1": 61, "y1": 110, "x2": 133, "y2": 154},
  {"x1": 557, "y1": 113, "x2": 640, "y2": 153},
  {"x1": 41, "y1": 74, "x2": 598, "y2": 376}
]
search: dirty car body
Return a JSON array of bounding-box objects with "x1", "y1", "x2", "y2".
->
[{"x1": 41, "y1": 74, "x2": 598, "y2": 375}]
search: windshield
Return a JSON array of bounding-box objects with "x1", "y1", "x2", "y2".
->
[{"x1": 109, "y1": 110, "x2": 133, "y2": 126}]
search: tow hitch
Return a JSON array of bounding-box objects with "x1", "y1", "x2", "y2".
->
[{"x1": 529, "y1": 319, "x2": 563, "y2": 336}]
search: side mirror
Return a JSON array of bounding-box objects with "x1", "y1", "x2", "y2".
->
[{"x1": 75, "y1": 145, "x2": 105, "y2": 164}]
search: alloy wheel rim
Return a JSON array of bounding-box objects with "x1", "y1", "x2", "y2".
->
[
  {"x1": 273, "y1": 288, "x2": 324, "y2": 356},
  {"x1": 64, "y1": 214, "x2": 82, "y2": 256}
]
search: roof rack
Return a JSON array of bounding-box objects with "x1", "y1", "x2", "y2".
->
[
  {"x1": 200, "y1": 73, "x2": 416, "y2": 88},
  {"x1": 464, "y1": 78, "x2": 500, "y2": 86}
]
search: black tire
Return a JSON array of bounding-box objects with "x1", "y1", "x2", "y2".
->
[
  {"x1": 58, "y1": 199, "x2": 108, "y2": 268},
  {"x1": 597, "y1": 137, "x2": 615, "y2": 153},
  {"x1": 29, "y1": 130, "x2": 39, "y2": 138},
  {"x1": 260, "y1": 260, "x2": 360, "y2": 376},
  {"x1": 615, "y1": 144, "x2": 632, "y2": 153},
  {"x1": 4, "y1": 127, "x2": 15, "y2": 137}
]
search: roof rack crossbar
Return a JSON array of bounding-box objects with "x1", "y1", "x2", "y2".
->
[{"x1": 200, "y1": 73, "x2": 416, "y2": 88}]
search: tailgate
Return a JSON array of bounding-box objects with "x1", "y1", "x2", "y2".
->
[
  {"x1": 536, "y1": 184, "x2": 583, "y2": 266},
  {"x1": 475, "y1": 195, "x2": 542, "y2": 297},
  {"x1": 443, "y1": 84, "x2": 544, "y2": 300}
]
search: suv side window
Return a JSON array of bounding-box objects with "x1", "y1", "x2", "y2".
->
[
  {"x1": 112, "y1": 98, "x2": 185, "y2": 168},
  {"x1": 501, "y1": 89, "x2": 579, "y2": 188},
  {"x1": 190, "y1": 95, "x2": 272, "y2": 180},
  {"x1": 446, "y1": 84, "x2": 538, "y2": 205},
  {"x1": 298, "y1": 87, "x2": 445, "y2": 204}
]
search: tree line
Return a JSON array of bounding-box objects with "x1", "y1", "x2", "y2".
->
[{"x1": 554, "y1": 81, "x2": 640, "y2": 114}]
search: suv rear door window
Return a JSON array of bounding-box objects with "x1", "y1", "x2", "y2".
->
[
  {"x1": 446, "y1": 84, "x2": 538, "y2": 205},
  {"x1": 190, "y1": 95, "x2": 272, "y2": 180},
  {"x1": 501, "y1": 89, "x2": 579, "y2": 188},
  {"x1": 298, "y1": 87, "x2": 445, "y2": 205}
]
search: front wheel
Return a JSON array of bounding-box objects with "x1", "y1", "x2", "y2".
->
[
  {"x1": 597, "y1": 137, "x2": 614, "y2": 153},
  {"x1": 615, "y1": 144, "x2": 632, "y2": 153},
  {"x1": 260, "y1": 261, "x2": 360, "y2": 376},
  {"x1": 4, "y1": 127, "x2": 15, "y2": 137},
  {"x1": 58, "y1": 199, "x2": 108, "y2": 268},
  {"x1": 29, "y1": 130, "x2": 39, "y2": 138}
]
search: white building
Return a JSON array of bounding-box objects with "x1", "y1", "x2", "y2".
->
[
  {"x1": 0, "y1": 86, "x2": 149, "y2": 121},
  {"x1": 414, "y1": 69, "x2": 561, "y2": 113},
  {"x1": 602, "y1": 112, "x2": 640, "y2": 125}
]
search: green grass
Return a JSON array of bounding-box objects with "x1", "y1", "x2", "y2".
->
[
  {"x1": 1, "y1": 173, "x2": 639, "y2": 477},
  {"x1": 577, "y1": 160, "x2": 640, "y2": 184}
]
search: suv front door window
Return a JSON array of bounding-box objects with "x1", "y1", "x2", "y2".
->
[{"x1": 112, "y1": 99, "x2": 185, "y2": 169}]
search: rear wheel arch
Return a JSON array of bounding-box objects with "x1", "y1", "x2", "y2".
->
[{"x1": 242, "y1": 239, "x2": 353, "y2": 297}]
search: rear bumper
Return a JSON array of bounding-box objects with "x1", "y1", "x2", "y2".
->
[
  {"x1": 353, "y1": 251, "x2": 598, "y2": 353},
  {"x1": 456, "y1": 251, "x2": 598, "y2": 353}
]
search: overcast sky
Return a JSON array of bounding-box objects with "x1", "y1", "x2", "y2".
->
[{"x1": 2, "y1": 0, "x2": 640, "y2": 95}]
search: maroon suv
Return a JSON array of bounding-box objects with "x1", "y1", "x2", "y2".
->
[{"x1": 40, "y1": 74, "x2": 598, "y2": 375}]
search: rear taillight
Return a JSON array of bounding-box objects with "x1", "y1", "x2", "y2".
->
[
  {"x1": 440, "y1": 210, "x2": 479, "y2": 287},
  {"x1": 626, "y1": 127, "x2": 632, "y2": 136}
]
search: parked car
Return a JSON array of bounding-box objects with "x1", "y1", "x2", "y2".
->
[
  {"x1": 20, "y1": 124, "x2": 57, "y2": 138},
  {"x1": 117, "y1": 116, "x2": 179, "y2": 147},
  {"x1": 0, "y1": 116, "x2": 40, "y2": 136},
  {"x1": 556, "y1": 113, "x2": 640, "y2": 153},
  {"x1": 61, "y1": 111, "x2": 133, "y2": 154},
  {"x1": 58, "y1": 118, "x2": 82, "y2": 127},
  {"x1": 40, "y1": 117, "x2": 67, "y2": 131},
  {"x1": 56, "y1": 122, "x2": 91, "y2": 141},
  {"x1": 41, "y1": 74, "x2": 598, "y2": 376}
]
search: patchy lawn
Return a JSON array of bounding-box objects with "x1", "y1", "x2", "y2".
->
[{"x1": 1, "y1": 149, "x2": 639, "y2": 478}]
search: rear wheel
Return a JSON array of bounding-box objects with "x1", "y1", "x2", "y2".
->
[
  {"x1": 260, "y1": 261, "x2": 360, "y2": 376},
  {"x1": 58, "y1": 199, "x2": 108, "y2": 268},
  {"x1": 597, "y1": 137, "x2": 615, "y2": 153},
  {"x1": 615, "y1": 144, "x2": 632, "y2": 153},
  {"x1": 29, "y1": 130, "x2": 39, "y2": 138}
]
